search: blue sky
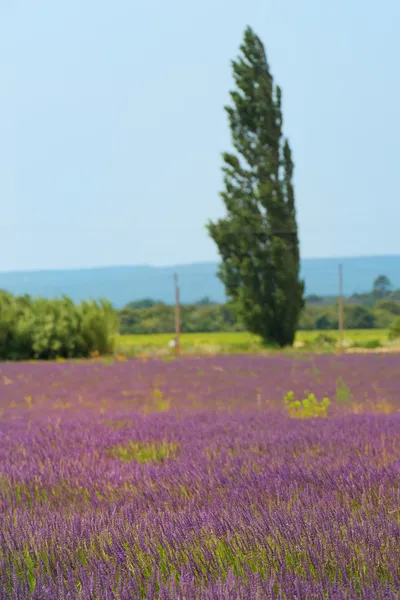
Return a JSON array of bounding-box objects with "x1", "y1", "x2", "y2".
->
[{"x1": 1, "y1": 0, "x2": 399, "y2": 271}]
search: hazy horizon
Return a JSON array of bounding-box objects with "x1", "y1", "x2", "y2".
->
[
  {"x1": 0, "y1": 252, "x2": 399, "y2": 275},
  {"x1": 1, "y1": 256, "x2": 399, "y2": 306}
]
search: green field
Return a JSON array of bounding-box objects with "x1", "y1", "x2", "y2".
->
[{"x1": 116, "y1": 329, "x2": 394, "y2": 356}]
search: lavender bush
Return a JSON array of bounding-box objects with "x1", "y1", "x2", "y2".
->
[{"x1": 0, "y1": 354, "x2": 399, "y2": 599}]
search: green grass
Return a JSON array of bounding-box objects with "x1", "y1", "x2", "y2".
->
[
  {"x1": 298, "y1": 329, "x2": 388, "y2": 343},
  {"x1": 115, "y1": 329, "x2": 392, "y2": 356},
  {"x1": 335, "y1": 377, "x2": 353, "y2": 404},
  {"x1": 107, "y1": 441, "x2": 177, "y2": 464}
]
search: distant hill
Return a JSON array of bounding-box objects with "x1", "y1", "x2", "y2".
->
[{"x1": 0, "y1": 255, "x2": 399, "y2": 308}]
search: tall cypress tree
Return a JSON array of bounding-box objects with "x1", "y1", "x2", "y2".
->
[{"x1": 207, "y1": 27, "x2": 304, "y2": 347}]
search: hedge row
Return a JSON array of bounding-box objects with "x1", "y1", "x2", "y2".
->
[{"x1": 0, "y1": 291, "x2": 119, "y2": 360}]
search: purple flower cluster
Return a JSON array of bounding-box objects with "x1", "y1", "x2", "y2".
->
[{"x1": 0, "y1": 354, "x2": 399, "y2": 599}]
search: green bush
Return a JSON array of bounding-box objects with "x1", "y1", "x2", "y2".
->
[
  {"x1": 354, "y1": 339, "x2": 382, "y2": 349},
  {"x1": 313, "y1": 333, "x2": 336, "y2": 346},
  {"x1": 284, "y1": 391, "x2": 331, "y2": 419},
  {"x1": 0, "y1": 293, "x2": 119, "y2": 360},
  {"x1": 335, "y1": 377, "x2": 352, "y2": 403},
  {"x1": 344, "y1": 305, "x2": 376, "y2": 329},
  {"x1": 388, "y1": 316, "x2": 400, "y2": 341},
  {"x1": 315, "y1": 314, "x2": 337, "y2": 330},
  {"x1": 375, "y1": 299, "x2": 400, "y2": 315},
  {"x1": 374, "y1": 308, "x2": 397, "y2": 329},
  {"x1": 78, "y1": 299, "x2": 119, "y2": 356}
]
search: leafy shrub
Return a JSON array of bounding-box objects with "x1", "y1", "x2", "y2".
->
[
  {"x1": 313, "y1": 333, "x2": 336, "y2": 346},
  {"x1": 284, "y1": 391, "x2": 331, "y2": 419},
  {"x1": 354, "y1": 339, "x2": 382, "y2": 349},
  {"x1": 344, "y1": 305, "x2": 376, "y2": 329},
  {"x1": 375, "y1": 299, "x2": 400, "y2": 315},
  {"x1": 374, "y1": 308, "x2": 397, "y2": 329},
  {"x1": 335, "y1": 377, "x2": 352, "y2": 403},
  {"x1": 107, "y1": 441, "x2": 177, "y2": 464},
  {"x1": 0, "y1": 293, "x2": 119, "y2": 360},
  {"x1": 315, "y1": 314, "x2": 337, "y2": 330},
  {"x1": 388, "y1": 316, "x2": 400, "y2": 341},
  {"x1": 78, "y1": 299, "x2": 119, "y2": 356}
]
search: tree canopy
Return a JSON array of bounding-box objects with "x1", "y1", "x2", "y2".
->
[{"x1": 207, "y1": 27, "x2": 304, "y2": 347}]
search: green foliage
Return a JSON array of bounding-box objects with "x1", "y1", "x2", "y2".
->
[
  {"x1": 0, "y1": 293, "x2": 118, "y2": 360},
  {"x1": 372, "y1": 275, "x2": 392, "y2": 299},
  {"x1": 152, "y1": 388, "x2": 171, "y2": 412},
  {"x1": 344, "y1": 305, "x2": 376, "y2": 329},
  {"x1": 118, "y1": 299, "x2": 397, "y2": 336},
  {"x1": 78, "y1": 299, "x2": 119, "y2": 356},
  {"x1": 107, "y1": 441, "x2": 177, "y2": 464},
  {"x1": 284, "y1": 391, "x2": 331, "y2": 419},
  {"x1": 126, "y1": 298, "x2": 161, "y2": 309},
  {"x1": 299, "y1": 303, "x2": 378, "y2": 332},
  {"x1": 354, "y1": 338, "x2": 382, "y2": 349},
  {"x1": 313, "y1": 333, "x2": 336, "y2": 346},
  {"x1": 315, "y1": 313, "x2": 338, "y2": 330},
  {"x1": 206, "y1": 27, "x2": 304, "y2": 347},
  {"x1": 335, "y1": 377, "x2": 352, "y2": 404},
  {"x1": 196, "y1": 297, "x2": 216, "y2": 306},
  {"x1": 374, "y1": 299, "x2": 400, "y2": 315},
  {"x1": 119, "y1": 301, "x2": 243, "y2": 335},
  {"x1": 373, "y1": 308, "x2": 397, "y2": 329},
  {"x1": 22, "y1": 547, "x2": 37, "y2": 595},
  {"x1": 306, "y1": 294, "x2": 324, "y2": 303},
  {"x1": 388, "y1": 316, "x2": 400, "y2": 341}
]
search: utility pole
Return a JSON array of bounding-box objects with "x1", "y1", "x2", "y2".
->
[
  {"x1": 338, "y1": 264, "x2": 344, "y2": 352},
  {"x1": 174, "y1": 273, "x2": 181, "y2": 354}
]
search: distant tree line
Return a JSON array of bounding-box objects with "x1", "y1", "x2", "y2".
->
[{"x1": 119, "y1": 276, "x2": 400, "y2": 335}]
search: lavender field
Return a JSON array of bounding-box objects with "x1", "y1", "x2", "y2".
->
[{"x1": 0, "y1": 354, "x2": 399, "y2": 599}]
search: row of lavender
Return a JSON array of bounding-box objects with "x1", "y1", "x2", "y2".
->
[{"x1": 0, "y1": 354, "x2": 399, "y2": 599}]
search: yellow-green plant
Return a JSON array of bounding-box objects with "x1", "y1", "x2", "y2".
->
[
  {"x1": 284, "y1": 391, "x2": 331, "y2": 419},
  {"x1": 388, "y1": 316, "x2": 400, "y2": 341},
  {"x1": 335, "y1": 377, "x2": 352, "y2": 404},
  {"x1": 107, "y1": 441, "x2": 177, "y2": 464},
  {"x1": 152, "y1": 387, "x2": 170, "y2": 412}
]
